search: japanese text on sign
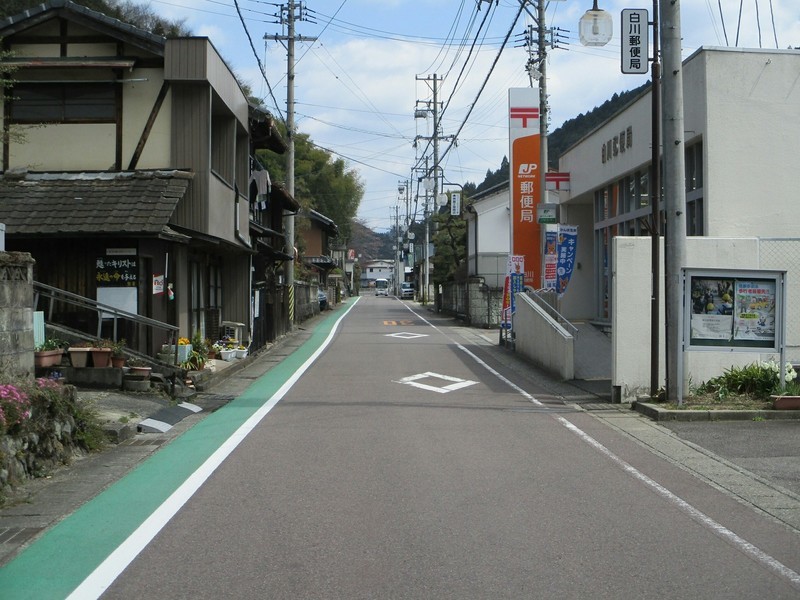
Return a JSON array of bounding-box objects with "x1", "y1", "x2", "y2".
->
[
  {"x1": 96, "y1": 256, "x2": 138, "y2": 287},
  {"x1": 621, "y1": 9, "x2": 648, "y2": 75}
]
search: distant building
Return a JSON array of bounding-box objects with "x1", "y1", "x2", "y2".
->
[{"x1": 361, "y1": 260, "x2": 394, "y2": 288}]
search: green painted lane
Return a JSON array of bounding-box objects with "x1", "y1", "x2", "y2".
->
[{"x1": 0, "y1": 300, "x2": 356, "y2": 600}]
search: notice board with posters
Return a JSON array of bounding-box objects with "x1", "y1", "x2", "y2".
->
[
  {"x1": 683, "y1": 268, "x2": 785, "y2": 352},
  {"x1": 96, "y1": 252, "x2": 138, "y2": 317}
]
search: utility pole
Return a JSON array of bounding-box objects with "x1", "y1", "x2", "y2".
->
[
  {"x1": 414, "y1": 74, "x2": 453, "y2": 304},
  {"x1": 536, "y1": 0, "x2": 547, "y2": 207},
  {"x1": 267, "y1": 1, "x2": 316, "y2": 322},
  {"x1": 649, "y1": 1, "x2": 662, "y2": 400},
  {"x1": 660, "y1": 1, "x2": 686, "y2": 402},
  {"x1": 523, "y1": 1, "x2": 566, "y2": 287},
  {"x1": 394, "y1": 202, "x2": 400, "y2": 295}
]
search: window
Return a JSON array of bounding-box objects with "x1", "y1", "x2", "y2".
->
[
  {"x1": 685, "y1": 142, "x2": 704, "y2": 192},
  {"x1": 9, "y1": 83, "x2": 116, "y2": 123},
  {"x1": 685, "y1": 141, "x2": 704, "y2": 235},
  {"x1": 638, "y1": 170, "x2": 649, "y2": 208}
]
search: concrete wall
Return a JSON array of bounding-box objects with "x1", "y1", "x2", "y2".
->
[
  {"x1": 611, "y1": 236, "x2": 800, "y2": 403},
  {"x1": 700, "y1": 49, "x2": 800, "y2": 237},
  {"x1": 0, "y1": 252, "x2": 35, "y2": 379},
  {"x1": 439, "y1": 279, "x2": 503, "y2": 328},
  {"x1": 514, "y1": 292, "x2": 574, "y2": 381}
]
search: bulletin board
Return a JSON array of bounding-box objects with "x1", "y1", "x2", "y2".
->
[{"x1": 683, "y1": 268, "x2": 785, "y2": 352}]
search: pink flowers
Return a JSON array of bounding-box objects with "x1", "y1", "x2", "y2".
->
[{"x1": 0, "y1": 383, "x2": 32, "y2": 431}]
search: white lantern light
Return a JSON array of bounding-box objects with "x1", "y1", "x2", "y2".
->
[
  {"x1": 579, "y1": 0, "x2": 613, "y2": 47},
  {"x1": 437, "y1": 193, "x2": 448, "y2": 207}
]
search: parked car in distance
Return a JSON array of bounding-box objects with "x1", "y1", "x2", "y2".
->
[
  {"x1": 318, "y1": 290, "x2": 328, "y2": 310},
  {"x1": 400, "y1": 281, "x2": 415, "y2": 299},
  {"x1": 375, "y1": 278, "x2": 389, "y2": 297}
]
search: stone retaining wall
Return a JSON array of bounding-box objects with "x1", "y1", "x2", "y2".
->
[{"x1": 0, "y1": 384, "x2": 88, "y2": 499}]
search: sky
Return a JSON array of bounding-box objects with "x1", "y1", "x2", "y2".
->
[{"x1": 144, "y1": 0, "x2": 800, "y2": 233}]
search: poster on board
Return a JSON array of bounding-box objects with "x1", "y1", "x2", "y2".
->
[{"x1": 685, "y1": 269, "x2": 782, "y2": 351}]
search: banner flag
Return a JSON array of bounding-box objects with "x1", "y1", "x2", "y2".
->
[
  {"x1": 501, "y1": 255, "x2": 525, "y2": 329},
  {"x1": 544, "y1": 229, "x2": 557, "y2": 290},
  {"x1": 557, "y1": 225, "x2": 578, "y2": 296}
]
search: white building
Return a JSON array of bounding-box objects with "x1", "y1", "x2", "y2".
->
[
  {"x1": 556, "y1": 47, "x2": 800, "y2": 400},
  {"x1": 361, "y1": 259, "x2": 394, "y2": 288},
  {"x1": 465, "y1": 182, "x2": 511, "y2": 289}
]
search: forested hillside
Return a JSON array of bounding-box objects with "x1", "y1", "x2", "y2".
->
[{"x1": 470, "y1": 82, "x2": 649, "y2": 194}]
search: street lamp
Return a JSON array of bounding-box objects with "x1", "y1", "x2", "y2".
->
[
  {"x1": 579, "y1": 0, "x2": 613, "y2": 47},
  {"x1": 580, "y1": 1, "x2": 663, "y2": 401}
]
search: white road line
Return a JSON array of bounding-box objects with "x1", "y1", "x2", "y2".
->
[
  {"x1": 557, "y1": 416, "x2": 800, "y2": 590},
  {"x1": 68, "y1": 299, "x2": 361, "y2": 600},
  {"x1": 405, "y1": 304, "x2": 800, "y2": 592}
]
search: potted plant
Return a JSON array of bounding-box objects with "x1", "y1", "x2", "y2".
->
[
  {"x1": 771, "y1": 379, "x2": 800, "y2": 410},
  {"x1": 34, "y1": 338, "x2": 65, "y2": 368},
  {"x1": 206, "y1": 339, "x2": 218, "y2": 360},
  {"x1": 219, "y1": 343, "x2": 236, "y2": 362},
  {"x1": 126, "y1": 358, "x2": 152, "y2": 379},
  {"x1": 235, "y1": 344, "x2": 248, "y2": 359},
  {"x1": 191, "y1": 331, "x2": 208, "y2": 362},
  {"x1": 180, "y1": 349, "x2": 206, "y2": 372},
  {"x1": 67, "y1": 340, "x2": 92, "y2": 368},
  {"x1": 91, "y1": 339, "x2": 113, "y2": 368},
  {"x1": 111, "y1": 339, "x2": 127, "y2": 368},
  {"x1": 177, "y1": 337, "x2": 192, "y2": 363}
]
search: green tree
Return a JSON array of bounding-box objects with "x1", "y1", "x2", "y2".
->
[
  {"x1": 257, "y1": 128, "x2": 363, "y2": 245},
  {"x1": 430, "y1": 194, "x2": 469, "y2": 285}
]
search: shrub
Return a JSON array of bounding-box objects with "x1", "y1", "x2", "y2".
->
[
  {"x1": 0, "y1": 383, "x2": 32, "y2": 434},
  {"x1": 180, "y1": 349, "x2": 206, "y2": 371},
  {"x1": 697, "y1": 361, "x2": 797, "y2": 401},
  {"x1": 190, "y1": 330, "x2": 208, "y2": 359}
]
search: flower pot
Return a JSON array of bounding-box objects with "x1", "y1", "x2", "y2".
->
[
  {"x1": 177, "y1": 344, "x2": 193, "y2": 363},
  {"x1": 220, "y1": 349, "x2": 236, "y2": 362},
  {"x1": 235, "y1": 348, "x2": 248, "y2": 359},
  {"x1": 91, "y1": 348, "x2": 112, "y2": 368},
  {"x1": 111, "y1": 355, "x2": 127, "y2": 368},
  {"x1": 127, "y1": 366, "x2": 152, "y2": 379},
  {"x1": 772, "y1": 395, "x2": 800, "y2": 410},
  {"x1": 34, "y1": 349, "x2": 63, "y2": 368},
  {"x1": 68, "y1": 347, "x2": 91, "y2": 368}
]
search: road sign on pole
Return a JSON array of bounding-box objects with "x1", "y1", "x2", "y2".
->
[{"x1": 621, "y1": 9, "x2": 648, "y2": 74}]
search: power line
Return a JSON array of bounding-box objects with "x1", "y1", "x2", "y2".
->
[
  {"x1": 438, "y1": 0, "x2": 526, "y2": 166},
  {"x1": 232, "y1": 0, "x2": 286, "y2": 123}
]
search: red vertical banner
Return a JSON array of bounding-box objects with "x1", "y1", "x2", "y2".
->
[{"x1": 509, "y1": 88, "x2": 541, "y2": 289}]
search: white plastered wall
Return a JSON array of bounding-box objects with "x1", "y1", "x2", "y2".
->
[{"x1": 612, "y1": 236, "x2": 800, "y2": 403}]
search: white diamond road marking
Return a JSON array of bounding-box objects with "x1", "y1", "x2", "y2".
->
[
  {"x1": 386, "y1": 332, "x2": 428, "y2": 339},
  {"x1": 396, "y1": 372, "x2": 478, "y2": 394}
]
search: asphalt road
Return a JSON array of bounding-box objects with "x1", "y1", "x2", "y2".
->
[{"x1": 4, "y1": 296, "x2": 800, "y2": 599}]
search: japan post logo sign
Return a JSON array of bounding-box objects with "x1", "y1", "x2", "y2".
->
[{"x1": 509, "y1": 88, "x2": 541, "y2": 289}]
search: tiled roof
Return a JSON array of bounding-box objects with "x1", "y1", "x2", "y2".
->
[
  {"x1": 0, "y1": 170, "x2": 192, "y2": 237},
  {"x1": 0, "y1": 1, "x2": 166, "y2": 56}
]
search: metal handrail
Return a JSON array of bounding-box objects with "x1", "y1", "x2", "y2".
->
[
  {"x1": 523, "y1": 286, "x2": 579, "y2": 336},
  {"x1": 33, "y1": 281, "x2": 178, "y2": 350}
]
